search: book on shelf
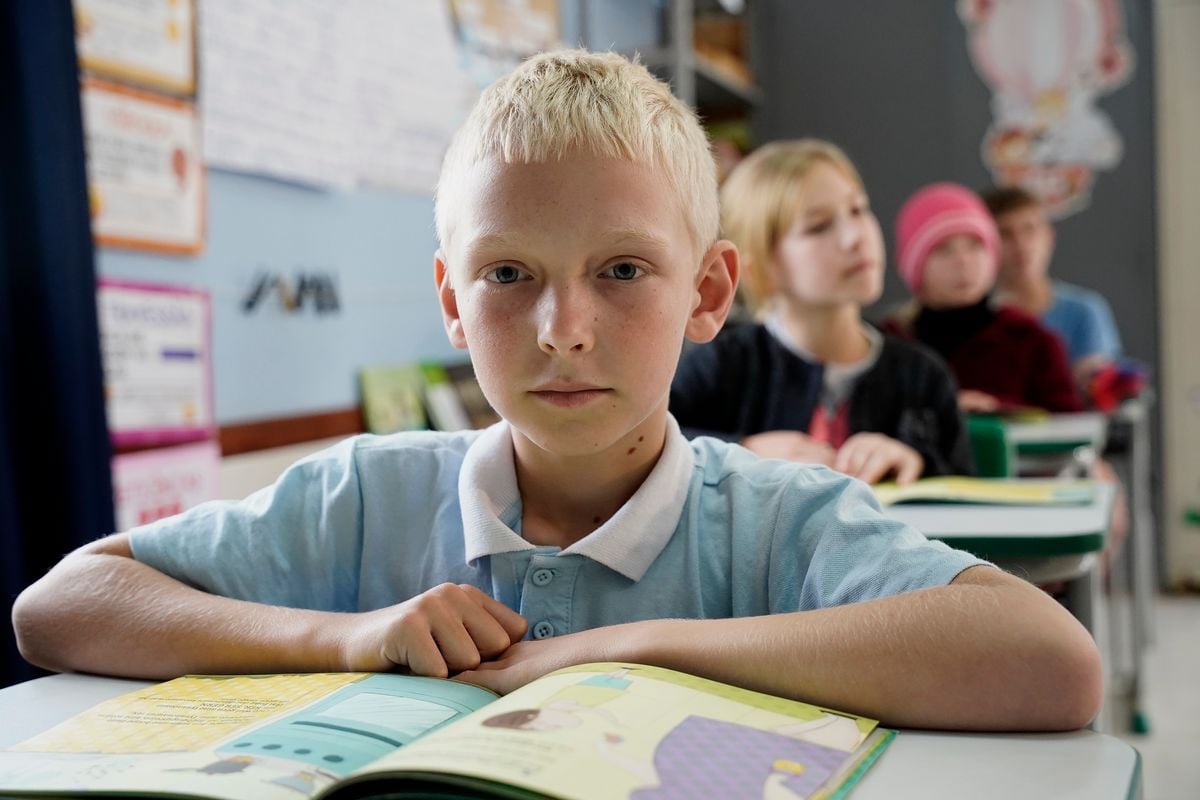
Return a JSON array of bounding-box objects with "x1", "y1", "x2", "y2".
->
[
  {"x1": 0, "y1": 663, "x2": 894, "y2": 800},
  {"x1": 873, "y1": 476, "x2": 1096, "y2": 507},
  {"x1": 359, "y1": 365, "x2": 428, "y2": 435}
]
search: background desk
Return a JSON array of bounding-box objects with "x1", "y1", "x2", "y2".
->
[
  {"x1": 1006, "y1": 412, "x2": 1108, "y2": 456},
  {"x1": 0, "y1": 674, "x2": 1142, "y2": 800}
]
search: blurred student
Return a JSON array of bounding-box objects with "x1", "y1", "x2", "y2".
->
[
  {"x1": 671, "y1": 140, "x2": 971, "y2": 484},
  {"x1": 883, "y1": 182, "x2": 1083, "y2": 414},
  {"x1": 983, "y1": 186, "x2": 1142, "y2": 410}
]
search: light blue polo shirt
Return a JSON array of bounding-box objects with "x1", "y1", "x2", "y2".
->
[
  {"x1": 129, "y1": 417, "x2": 986, "y2": 640},
  {"x1": 1043, "y1": 280, "x2": 1122, "y2": 364}
]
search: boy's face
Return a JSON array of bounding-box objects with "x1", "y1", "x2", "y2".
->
[
  {"x1": 919, "y1": 233, "x2": 994, "y2": 309},
  {"x1": 995, "y1": 205, "x2": 1054, "y2": 282},
  {"x1": 436, "y1": 153, "x2": 735, "y2": 459},
  {"x1": 771, "y1": 162, "x2": 884, "y2": 309}
]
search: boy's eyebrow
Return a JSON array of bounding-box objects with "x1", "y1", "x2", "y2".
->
[{"x1": 467, "y1": 227, "x2": 673, "y2": 253}]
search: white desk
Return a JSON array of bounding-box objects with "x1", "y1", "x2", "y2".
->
[
  {"x1": 1004, "y1": 412, "x2": 1108, "y2": 475},
  {"x1": 0, "y1": 674, "x2": 1142, "y2": 800}
]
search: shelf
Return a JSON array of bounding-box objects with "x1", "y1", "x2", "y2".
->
[{"x1": 637, "y1": 46, "x2": 762, "y2": 115}]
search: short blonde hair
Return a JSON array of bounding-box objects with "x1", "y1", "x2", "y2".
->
[
  {"x1": 720, "y1": 139, "x2": 864, "y2": 312},
  {"x1": 435, "y1": 49, "x2": 718, "y2": 257}
]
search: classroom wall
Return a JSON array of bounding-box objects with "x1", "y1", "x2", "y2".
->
[
  {"x1": 749, "y1": 0, "x2": 1160, "y2": 372},
  {"x1": 1154, "y1": 0, "x2": 1200, "y2": 585},
  {"x1": 97, "y1": 170, "x2": 459, "y2": 425}
]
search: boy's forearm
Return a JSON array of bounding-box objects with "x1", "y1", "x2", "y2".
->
[
  {"x1": 611, "y1": 567, "x2": 1102, "y2": 732},
  {"x1": 13, "y1": 550, "x2": 346, "y2": 679}
]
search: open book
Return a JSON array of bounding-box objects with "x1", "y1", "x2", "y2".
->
[
  {"x1": 873, "y1": 477, "x2": 1096, "y2": 507},
  {"x1": 0, "y1": 664, "x2": 893, "y2": 800}
]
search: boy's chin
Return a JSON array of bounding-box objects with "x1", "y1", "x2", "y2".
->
[{"x1": 509, "y1": 414, "x2": 661, "y2": 461}]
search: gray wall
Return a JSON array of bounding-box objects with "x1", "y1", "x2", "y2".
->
[{"x1": 750, "y1": 1, "x2": 1159, "y2": 369}]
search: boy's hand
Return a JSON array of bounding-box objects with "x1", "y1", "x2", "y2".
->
[
  {"x1": 741, "y1": 430, "x2": 835, "y2": 465},
  {"x1": 338, "y1": 584, "x2": 527, "y2": 676},
  {"x1": 455, "y1": 626, "x2": 618, "y2": 695},
  {"x1": 833, "y1": 433, "x2": 923, "y2": 485},
  {"x1": 958, "y1": 389, "x2": 1001, "y2": 413}
]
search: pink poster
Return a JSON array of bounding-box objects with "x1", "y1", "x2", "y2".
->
[
  {"x1": 959, "y1": 0, "x2": 1134, "y2": 218},
  {"x1": 111, "y1": 440, "x2": 221, "y2": 531}
]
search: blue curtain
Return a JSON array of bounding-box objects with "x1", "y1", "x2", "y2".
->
[{"x1": 0, "y1": 0, "x2": 114, "y2": 686}]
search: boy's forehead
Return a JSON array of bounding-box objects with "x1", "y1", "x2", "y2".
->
[{"x1": 452, "y1": 155, "x2": 693, "y2": 253}]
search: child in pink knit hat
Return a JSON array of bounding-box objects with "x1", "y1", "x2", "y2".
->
[{"x1": 883, "y1": 182, "x2": 1081, "y2": 414}]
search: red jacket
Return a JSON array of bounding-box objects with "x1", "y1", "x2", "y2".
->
[{"x1": 884, "y1": 307, "x2": 1082, "y2": 413}]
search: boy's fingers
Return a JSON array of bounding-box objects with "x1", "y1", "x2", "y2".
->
[
  {"x1": 402, "y1": 630, "x2": 451, "y2": 678},
  {"x1": 460, "y1": 606, "x2": 517, "y2": 660},
  {"x1": 428, "y1": 616, "x2": 484, "y2": 673},
  {"x1": 474, "y1": 591, "x2": 529, "y2": 642}
]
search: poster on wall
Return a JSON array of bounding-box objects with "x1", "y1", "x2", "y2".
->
[
  {"x1": 200, "y1": 0, "x2": 475, "y2": 193},
  {"x1": 959, "y1": 0, "x2": 1134, "y2": 219},
  {"x1": 111, "y1": 441, "x2": 221, "y2": 531},
  {"x1": 447, "y1": 0, "x2": 560, "y2": 89},
  {"x1": 97, "y1": 280, "x2": 214, "y2": 448},
  {"x1": 82, "y1": 79, "x2": 205, "y2": 254},
  {"x1": 74, "y1": 0, "x2": 196, "y2": 95}
]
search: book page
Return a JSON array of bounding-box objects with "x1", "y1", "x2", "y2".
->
[
  {"x1": 0, "y1": 673, "x2": 495, "y2": 800},
  {"x1": 348, "y1": 663, "x2": 885, "y2": 800},
  {"x1": 873, "y1": 477, "x2": 1096, "y2": 506}
]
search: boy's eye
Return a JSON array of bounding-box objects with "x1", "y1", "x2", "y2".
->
[
  {"x1": 485, "y1": 265, "x2": 525, "y2": 284},
  {"x1": 602, "y1": 262, "x2": 643, "y2": 280}
]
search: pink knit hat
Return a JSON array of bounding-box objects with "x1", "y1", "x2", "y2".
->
[{"x1": 894, "y1": 182, "x2": 999, "y2": 294}]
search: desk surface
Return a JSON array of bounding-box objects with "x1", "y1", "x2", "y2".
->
[
  {"x1": 1004, "y1": 412, "x2": 1108, "y2": 454},
  {"x1": 887, "y1": 483, "x2": 1114, "y2": 558},
  {"x1": 0, "y1": 674, "x2": 1142, "y2": 800}
]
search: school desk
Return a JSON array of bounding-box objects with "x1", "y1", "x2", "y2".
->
[
  {"x1": 1006, "y1": 403, "x2": 1157, "y2": 735},
  {"x1": 0, "y1": 673, "x2": 1142, "y2": 799},
  {"x1": 1104, "y1": 393, "x2": 1158, "y2": 735},
  {"x1": 887, "y1": 483, "x2": 1116, "y2": 730},
  {"x1": 1004, "y1": 411, "x2": 1108, "y2": 475}
]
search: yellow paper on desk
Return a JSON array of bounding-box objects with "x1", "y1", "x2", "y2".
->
[{"x1": 873, "y1": 477, "x2": 1096, "y2": 506}]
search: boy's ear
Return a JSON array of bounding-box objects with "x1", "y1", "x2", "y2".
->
[
  {"x1": 434, "y1": 251, "x2": 469, "y2": 350},
  {"x1": 685, "y1": 239, "x2": 740, "y2": 344}
]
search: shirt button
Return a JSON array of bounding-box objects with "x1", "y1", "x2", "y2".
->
[
  {"x1": 532, "y1": 568, "x2": 554, "y2": 587},
  {"x1": 532, "y1": 621, "x2": 554, "y2": 639}
]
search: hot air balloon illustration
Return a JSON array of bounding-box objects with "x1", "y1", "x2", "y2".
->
[{"x1": 959, "y1": 0, "x2": 1134, "y2": 218}]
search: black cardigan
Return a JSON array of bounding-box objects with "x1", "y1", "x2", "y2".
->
[{"x1": 670, "y1": 323, "x2": 974, "y2": 477}]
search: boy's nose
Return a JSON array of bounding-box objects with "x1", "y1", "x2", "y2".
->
[{"x1": 536, "y1": 286, "x2": 596, "y2": 356}]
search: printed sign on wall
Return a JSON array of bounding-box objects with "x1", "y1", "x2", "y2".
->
[
  {"x1": 82, "y1": 79, "x2": 205, "y2": 254},
  {"x1": 97, "y1": 279, "x2": 214, "y2": 448},
  {"x1": 74, "y1": 0, "x2": 196, "y2": 95},
  {"x1": 959, "y1": 0, "x2": 1134, "y2": 218},
  {"x1": 112, "y1": 441, "x2": 221, "y2": 531}
]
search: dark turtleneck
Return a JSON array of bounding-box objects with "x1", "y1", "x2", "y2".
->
[{"x1": 913, "y1": 297, "x2": 996, "y2": 361}]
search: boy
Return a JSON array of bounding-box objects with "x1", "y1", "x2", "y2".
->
[
  {"x1": 14, "y1": 51, "x2": 1100, "y2": 731},
  {"x1": 983, "y1": 186, "x2": 1123, "y2": 385}
]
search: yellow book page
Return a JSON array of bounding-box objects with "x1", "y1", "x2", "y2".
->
[
  {"x1": 11, "y1": 673, "x2": 365, "y2": 754},
  {"x1": 873, "y1": 477, "x2": 1095, "y2": 506},
  {"x1": 364, "y1": 663, "x2": 879, "y2": 800}
]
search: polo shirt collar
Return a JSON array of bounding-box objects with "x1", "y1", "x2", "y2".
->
[{"x1": 458, "y1": 415, "x2": 694, "y2": 581}]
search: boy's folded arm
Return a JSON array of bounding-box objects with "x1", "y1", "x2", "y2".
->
[
  {"x1": 460, "y1": 566, "x2": 1101, "y2": 733},
  {"x1": 12, "y1": 533, "x2": 353, "y2": 679},
  {"x1": 631, "y1": 565, "x2": 1102, "y2": 732},
  {"x1": 12, "y1": 534, "x2": 527, "y2": 680}
]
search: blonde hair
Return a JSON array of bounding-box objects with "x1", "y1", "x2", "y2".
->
[
  {"x1": 720, "y1": 139, "x2": 864, "y2": 313},
  {"x1": 435, "y1": 50, "x2": 718, "y2": 257}
]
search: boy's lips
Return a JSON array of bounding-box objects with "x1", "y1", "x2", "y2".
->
[{"x1": 529, "y1": 382, "x2": 613, "y2": 408}]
